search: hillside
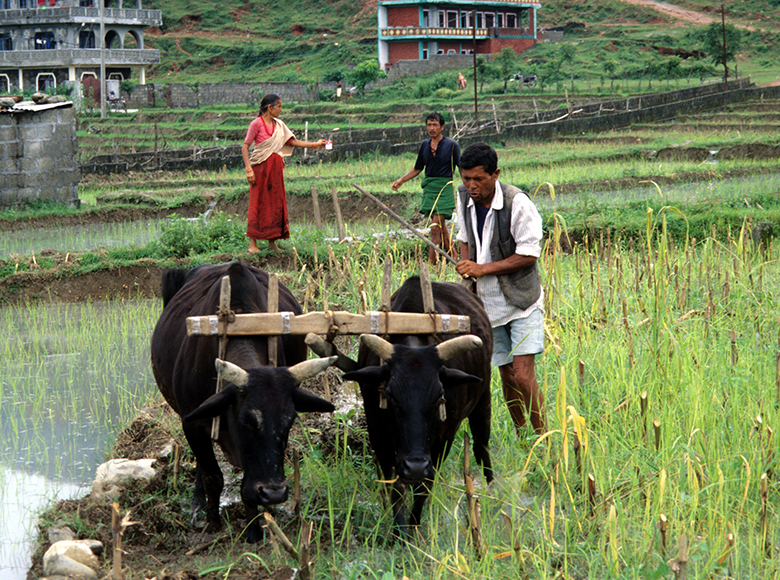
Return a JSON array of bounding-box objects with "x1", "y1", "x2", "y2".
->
[{"x1": 141, "y1": 0, "x2": 780, "y2": 86}]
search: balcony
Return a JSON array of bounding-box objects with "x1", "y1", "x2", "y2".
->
[
  {"x1": 0, "y1": 6, "x2": 162, "y2": 26},
  {"x1": 0, "y1": 48, "x2": 160, "y2": 67},
  {"x1": 380, "y1": 26, "x2": 489, "y2": 40},
  {"x1": 379, "y1": 0, "x2": 540, "y2": 7}
]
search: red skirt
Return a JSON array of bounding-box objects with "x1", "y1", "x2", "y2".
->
[{"x1": 246, "y1": 153, "x2": 290, "y2": 241}]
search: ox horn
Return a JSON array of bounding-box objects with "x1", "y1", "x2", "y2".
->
[
  {"x1": 436, "y1": 335, "x2": 483, "y2": 361},
  {"x1": 361, "y1": 334, "x2": 395, "y2": 361},
  {"x1": 215, "y1": 359, "x2": 250, "y2": 387},
  {"x1": 288, "y1": 356, "x2": 338, "y2": 384}
]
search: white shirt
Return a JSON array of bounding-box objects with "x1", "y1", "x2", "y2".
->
[{"x1": 456, "y1": 182, "x2": 545, "y2": 326}]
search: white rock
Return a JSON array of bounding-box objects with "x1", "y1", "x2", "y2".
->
[
  {"x1": 43, "y1": 541, "x2": 100, "y2": 579},
  {"x1": 91, "y1": 458, "x2": 157, "y2": 500}
]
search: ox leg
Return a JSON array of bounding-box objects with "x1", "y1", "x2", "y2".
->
[
  {"x1": 183, "y1": 422, "x2": 224, "y2": 532},
  {"x1": 409, "y1": 478, "x2": 434, "y2": 528},
  {"x1": 390, "y1": 481, "x2": 410, "y2": 539},
  {"x1": 468, "y1": 388, "x2": 494, "y2": 483}
]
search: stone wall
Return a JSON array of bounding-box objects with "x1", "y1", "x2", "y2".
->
[
  {"x1": 385, "y1": 54, "x2": 474, "y2": 82},
  {"x1": 124, "y1": 81, "x2": 333, "y2": 110},
  {"x1": 82, "y1": 82, "x2": 780, "y2": 174},
  {"x1": 0, "y1": 104, "x2": 80, "y2": 208}
]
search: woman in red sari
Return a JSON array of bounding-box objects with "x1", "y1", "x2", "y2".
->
[{"x1": 242, "y1": 94, "x2": 326, "y2": 252}]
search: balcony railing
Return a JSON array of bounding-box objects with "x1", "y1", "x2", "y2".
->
[
  {"x1": 0, "y1": 6, "x2": 162, "y2": 25},
  {"x1": 0, "y1": 48, "x2": 160, "y2": 66},
  {"x1": 379, "y1": 0, "x2": 540, "y2": 6},
  {"x1": 379, "y1": 26, "x2": 534, "y2": 39},
  {"x1": 380, "y1": 26, "x2": 489, "y2": 39}
]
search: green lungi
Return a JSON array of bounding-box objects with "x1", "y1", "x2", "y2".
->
[{"x1": 420, "y1": 176, "x2": 456, "y2": 219}]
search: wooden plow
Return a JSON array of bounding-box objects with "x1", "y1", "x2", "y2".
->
[{"x1": 186, "y1": 258, "x2": 472, "y2": 439}]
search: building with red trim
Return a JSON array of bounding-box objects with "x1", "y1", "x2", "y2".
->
[
  {"x1": 378, "y1": 0, "x2": 541, "y2": 70},
  {"x1": 0, "y1": 0, "x2": 160, "y2": 95}
]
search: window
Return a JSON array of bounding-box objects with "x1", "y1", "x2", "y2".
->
[
  {"x1": 475, "y1": 12, "x2": 483, "y2": 28},
  {"x1": 497, "y1": 13, "x2": 504, "y2": 28},
  {"x1": 79, "y1": 0, "x2": 93, "y2": 5},
  {"x1": 506, "y1": 13, "x2": 517, "y2": 28},
  {"x1": 0, "y1": 35, "x2": 11, "y2": 51},
  {"x1": 19, "y1": 0, "x2": 26, "y2": 7},
  {"x1": 0, "y1": 75, "x2": 9, "y2": 93},
  {"x1": 422, "y1": 9, "x2": 429, "y2": 27},
  {"x1": 460, "y1": 11, "x2": 472, "y2": 29},
  {"x1": 438, "y1": 11, "x2": 445, "y2": 27},
  {"x1": 37, "y1": 73, "x2": 55, "y2": 90},
  {"x1": 447, "y1": 10, "x2": 457, "y2": 28},
  {"x1": 422, "y1": 48, "x2": 428, "y2": 59},
  {"x1": 79, "y1": 30, "x2": 95, "y2": 48},
  {"x1": 34, "y1": 32, "x2": 56, "y2": 49},
  {"x1": 485, "y1": 13, "x2": 495, "y2": 28}
]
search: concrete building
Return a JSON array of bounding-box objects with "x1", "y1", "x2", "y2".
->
[
  {"x1": 0, "y1": 0, "x2": 161, "y2": 97},
  {"x1": 377, "y1": 0, "x2": 541, "y2": 70}
]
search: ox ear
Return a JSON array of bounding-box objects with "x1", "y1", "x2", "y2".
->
[
  {"x1": 184, "y1": 385, "x2": 241, "y2": 422},
  {"x1": 440, "y1": 367, "x2": 482, "y2": 388},
  {"x1": 292, "y1": 388, "x2": 336, "y2": 414},
  {"x1": 342, "y1": 365, "x2": 389, "y2": 386}
]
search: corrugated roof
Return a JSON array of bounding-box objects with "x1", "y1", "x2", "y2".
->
[{"x1": 0, "y1": 100, "x2": 74, "y2": 113}]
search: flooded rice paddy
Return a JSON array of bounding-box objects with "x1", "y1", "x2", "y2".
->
[
  {"x1": 0, "y1": 220, "x2": 164, "y2": 258},
  {"x1": 0, "y1": 299, "x2": 161, "y2": 579}
]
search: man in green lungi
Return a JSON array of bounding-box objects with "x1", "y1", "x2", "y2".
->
[{"x1": 392, "y1": 112, "x2": 461, "y2": 263}]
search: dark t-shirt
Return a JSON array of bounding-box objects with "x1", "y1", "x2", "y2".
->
[{"x1": 414, "y1": 136, "x2": 461, "y2": 178}]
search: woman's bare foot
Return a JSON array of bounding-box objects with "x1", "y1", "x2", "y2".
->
[
  {"x1": 248, "y1": 240, "x2": 260, "y2": 253},
  {"x1": 268, "y1": 241, "x2": 280, "y2": 251}
]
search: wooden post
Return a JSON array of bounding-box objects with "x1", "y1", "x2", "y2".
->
[
  {"x1": 491, "y1": 98, "x2": 499, "y2": 133},
  {"x1": 267, "y1": 274, "x2": 279, "y2": 366},
  {"x1": 311, "y1": 185, "x2": 322, "y2": 230},
  {"x1": 419, "y1": 261, "x2": 435, "y2": 314},
  {"x1": 578, "y1": 360, "x2": 585, "y2": 389},
  {"x1": 717, "y1": 532, "x2": 735, "y2": 567},
  {"x1": 212, "y1": 275, "x2": 231, "y2": 440},
  {"x1": 381, "y1": 255, "x2": 393, "y2": 311},
  {"x1": 653, "y1": 419, "x2": 662, "y2": 451},
  {"x1": 303, "y1": 120, "x2": 308, "y2": 157},
  {"x1": 331, "y1": 187, "x2": 345, "y2": 241},
  {"x1": 154, "y1": 120, "x2": 159, "y2": 169},
  {"x1": 640, "y1": 391, "x2": 648, "y2": 442}
]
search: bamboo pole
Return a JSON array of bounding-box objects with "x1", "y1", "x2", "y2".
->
[
  {"x1": 658, "y1": 513, "x2": 667, "y2": 557},
  {"x1": 299, "y1": 519, "x2": 314, "y2": 580},
  {"x1": 640, "y1": 391, "x2": 648, "y2": 442},
  {"x1": 587, "y1": 473, "x2": 597, "y2": 514},
  {"x1": 653, "y1": 419, "x2": 662, "y2": 451}
]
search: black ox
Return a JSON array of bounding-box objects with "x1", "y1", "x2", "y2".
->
[
  {"x1": 312, "y1": 277, "x2": 494, "y2": 536},
  {"x1": 151, "y1": 262, "x2": 336, "y2": 541}
]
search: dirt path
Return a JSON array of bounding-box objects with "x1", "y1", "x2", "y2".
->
[{"x1": 618, "y1": 0, "x2": 719, "y2": 26}]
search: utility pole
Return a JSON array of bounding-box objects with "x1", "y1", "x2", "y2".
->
[
  {"x1": 472, "y1": 9, "x2": 478, "y2": 126},
  {"x1": 721, "y1": 4, "x2": 728, "y2": 85},
  {"x1": 100, "y1": 0, "x2": 106, "y2": 118}
]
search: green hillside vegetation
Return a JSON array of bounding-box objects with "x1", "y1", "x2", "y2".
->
[{"x1": 141, "y1": 0, "x2": 780, "y2": 88}]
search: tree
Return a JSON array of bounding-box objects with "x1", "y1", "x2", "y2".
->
[
  {"x1": 494, "y1": 47, "x2": 517, "y2": 93},
  {"x1": 347, "y1": 59, "x2": 387, "y2": 95},
  {"x1": 602, "y1": 59, "x2": 617, "y2": 92},
  {"x1": 700, "y1": 21, "x2": 742, "y2": 79},
  {"x1": 661, "y1": 56, "x2": 681, "y2": 89},
  {"x1": 560, "y1": 44, "x2": 576, "y2": 92}
]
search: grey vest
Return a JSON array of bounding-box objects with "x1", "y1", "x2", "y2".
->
[{"x1": 458, "y1": 182, "x2": 542, "y2": 310}]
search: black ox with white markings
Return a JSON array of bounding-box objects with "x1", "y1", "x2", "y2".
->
[
  {"x1": 151, "y1": 262, "x2": 336, "y2": 541},
  {"x1": 315, "y1": 276, "x2": 494, "y2": 536}
]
